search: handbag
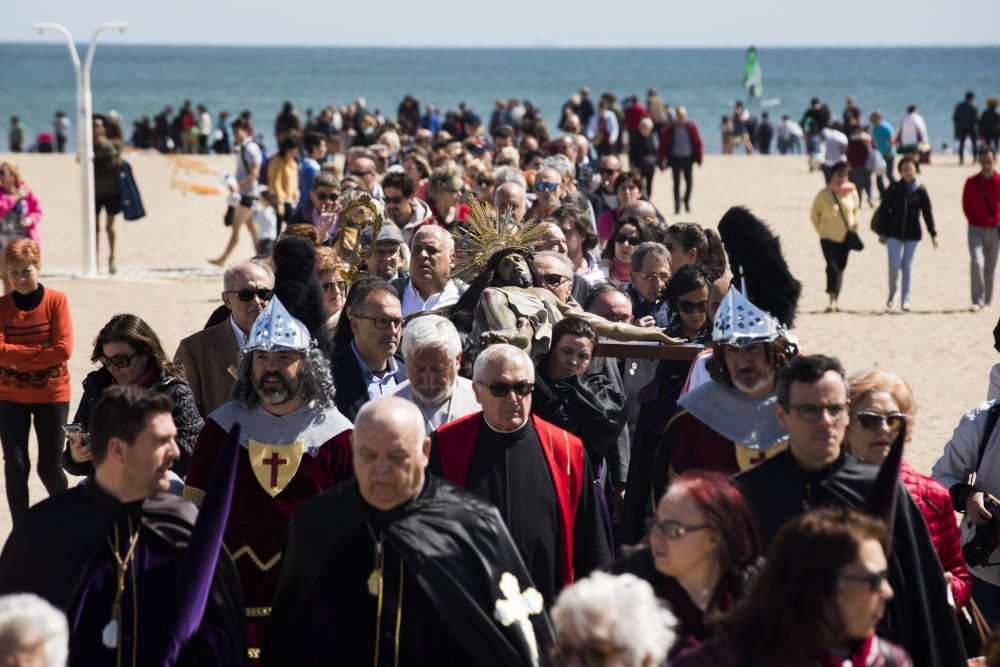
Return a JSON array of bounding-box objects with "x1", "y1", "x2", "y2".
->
[
  {"x1": 957, "y1": 597, "x2": 992, "y2": 657},
  {"x1": 832, "y1": 191, "x2": 864, "y2": 251},
  {"x1": 865, "y1": 147, "x2": 887, "y2": 175},
  {"x1": 116, "y1": 161, "x2": 145, "y2": 222}
]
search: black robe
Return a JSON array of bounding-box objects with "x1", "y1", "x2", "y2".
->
[
  {"x1": 261, "y1": 476, "x2": 554, "y2": 667},
  {"x1": 735, "y1": 451, "x2": 966, "y2": 667},
  {"x1": 0, "y1": 480, "x2": 246, "y2": 666},
  {"x1": 429, "y1": 419, "x2": 612, "y2": 606}
]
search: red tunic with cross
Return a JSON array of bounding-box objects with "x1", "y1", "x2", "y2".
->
[
  {"x1": 184, "y1": 406, "x2": 353, "y2": 662},
  {"x1": 666, "y1": 410, "x2": 787, "y2": 477}
]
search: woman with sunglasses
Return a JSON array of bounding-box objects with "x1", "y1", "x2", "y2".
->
[
  {"x1": 662, "y1": 264, "x2": 711, "y2": 343},
  {"x1": 427, "y1": 165, "x2": 470, "y2": 230},
  {"x1": 0, "y1": 161, "x2": 42, "y2": 294},
  {"x1": 531, "y1": 317, "x2": 626, "y2": 465},
  {"x1": 610, "y1": 470, "x2": 760, "y2": 660},
  {"x1": 845, "y1": 369, "x2": 971, "y2": 612},
  {"x1": 675, "y1": 507, "x2": 908, "y2": 667},
  {"x1": 596, "y1": 171, "x2": 645, "y2": 247},
  {"x1": 0, "y1": 239, "x2": 71, "y2": 523},
  {"x1": 600, "y1": 216, "x2": 654, "y2": 285},
  {"x1": 62, "y1": 314, "x2": 203, "y2": 480}
]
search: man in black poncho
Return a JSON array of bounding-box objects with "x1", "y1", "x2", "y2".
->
[
  {"x1": 736, "y1": 355, "x2": 966, "y2": 667},
  {"x1": 262, "y1": 396, "x2": 553, "y2": 667}
]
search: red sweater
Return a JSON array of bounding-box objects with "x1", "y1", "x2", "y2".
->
[
  {"x1": 0, "y1": 287, "x2": 72, "y2": 403},
  {"x1": 900, "y1": 460, "x2": 971, "y2": 609},
  {"x1": 963, "y1": 172, "x2": 1000, "y2": 228}
]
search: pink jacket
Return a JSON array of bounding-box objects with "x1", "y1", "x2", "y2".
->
[{"x1": 0, "y1": 184, "x2": 42, "y2": 247}]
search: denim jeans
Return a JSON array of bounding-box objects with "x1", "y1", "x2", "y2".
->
[{"x1": 886, "y1": 237, "x2": 920, "y2": 304}]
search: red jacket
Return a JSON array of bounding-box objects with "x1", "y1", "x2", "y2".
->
[
  {"x1": 658, "y1": 121, "x2": 704, "y2": 166},
  {"x1": 899, "y1": 460, "x2": 971, "y2": 609},
  {"x1": 963, "y1": 172, "x2": 1000, "y2": 228}
]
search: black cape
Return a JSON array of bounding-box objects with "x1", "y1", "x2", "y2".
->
[
  {"x1": 262, "y1": 475, "x2": 555, "y2": 667},
  {"x1": 736, "y1": 451, "x2": 966, "y2": 667},
  {"x1": 0, "y1": 480, "x2": 246, "y2": 666}
]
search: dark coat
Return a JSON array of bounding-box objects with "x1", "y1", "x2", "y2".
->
[
  {"x1": 331, "y1": 341, "x2": 407, "y2": 422},
  {"x1": 62, "y1": 367, "x2": 204, "y2": 477},
  {"x1": 873, "y1": 181, "x2": 937, "y2": 242}
]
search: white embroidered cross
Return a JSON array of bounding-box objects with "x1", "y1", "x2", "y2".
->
[{"x1": 493, "y1": 571, "x2": 544, "y2": 659}]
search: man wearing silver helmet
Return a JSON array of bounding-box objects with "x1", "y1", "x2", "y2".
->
[
  {"x1": 649, "y1": 287, "x2": 796, "y2": 499},
  {"x1": 184, "y1": 295, "x2": 354, "y2": 662}
]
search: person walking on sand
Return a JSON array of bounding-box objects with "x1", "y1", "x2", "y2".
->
[
  {"x1": 964, "y1": 147, "x2": 1000, "y2": 312},
  {"x1": 810, "y1": 160, "x2": 859, "y2": 313},
  {"x1": 210, "y1": 118, "x2": 259, "y2": 267}
]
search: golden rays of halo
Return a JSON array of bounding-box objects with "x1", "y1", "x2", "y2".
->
[{"x1": 448, "y1": 197, "x2": 549, "y2": 284}]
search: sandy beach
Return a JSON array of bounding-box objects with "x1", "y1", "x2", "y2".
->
[{"x1": 0, "y1": 149, "x2": 993, "y2": 540}]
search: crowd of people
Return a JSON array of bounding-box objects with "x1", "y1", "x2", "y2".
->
[{"x1": 0, "y1": 83, "x2": 999, "y2": 667}]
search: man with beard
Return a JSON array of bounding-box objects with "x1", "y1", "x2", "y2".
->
[
  {"x1": 390, "y1": 315, "x2": 479, "y2": 435},
  {"x1": 263, "y1": 396, "x2": 553, "y2": 666},
  {"x1": 184, "y1": 296, "x2": 353, "y2": 662},
  {"x1": 652, "y1": 287, "x2": 793, "y2": 493}
]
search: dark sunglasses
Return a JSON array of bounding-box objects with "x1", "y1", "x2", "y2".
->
[
  {"x1": 350, "y1": 170, "x2": 372, "y2": 178},
  {"x1": 383, "y1": 195, "x2": 405, "y2": 205},
  {"x1": 226, "y1": 287, "x2": 273, "y2": 302},
  {"x1": 542, "y1": 273, "x2": 571, "y2": 287},
  {"x1": 665, "y1": 242, "x2": 676, "y2": 252},
  {"x1": 841, "y1": 569, "x2": 890, "y2": 592},
  {"x1": 678, "y1": 299, "x2": 708, "y2": 314},
  {"x1": 477, "y1": 381, "x2": 534, "y2": 397},
  {"x1": 99, "y1": 350, "x2": 139, "y2": 369},
  {"x1": 599, "y1": 167, "x2": 617, "y2": 175},
  {"x1": 853, "y1": 411, "x2": 906, "y2": 431},
  {"x1": 322, "y1": 281, "x2": 347, "y2": 293},
  {"x1": 313, "y1": 191, "x2": 339, "y2": 202},
  {"x1": 476, "y1": 178, "x2": 493, "y2": 187},
  {"x1": 615, "y1": 234, "x2": 640, "y2": 246},
  {"x1": 534, "y1": 181, "x2": 559, "y2": 193}
]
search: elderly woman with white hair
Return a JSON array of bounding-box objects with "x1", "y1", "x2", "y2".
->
[
  {"x1": 391, "y1": 314, "x2": 479, "y2": 434},
  {"x1": 0, "y1": 593, "x2": 68, "y2": 667},
  {"x1": 550, "y1": 571, "x2": 676, "y2": 667}
]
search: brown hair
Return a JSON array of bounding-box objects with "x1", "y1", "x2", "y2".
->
[
  {"x1": 91, "y1": 313, "x2": 181, "y2": 379},
  {"x1": 3, "y1": 238, "x2": 40, "y2": 268},
  {"x1": 89, "y1": 385, "x2": 174, "y2": 465},
  {"x1": 314, "y1": 246, "x2": 347, "y2": 274},
  {"x1": 707, "y1": 337, "x2": 794, "y2": 385},
  {"x1": 717, "y1": 507, "x2": 888, "y2": 662},
  {"x1": 281, "y1": 223, "x2": 322, "y2": 246}
]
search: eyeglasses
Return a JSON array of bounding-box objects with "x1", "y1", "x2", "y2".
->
[
  {"x1": 637, "y1": 271, "x2": 670, "y2": 283},
  {"x1": 615, "y1": 234, "x2": 640, "y2": 246},
  {"x1": 781, "y1": 402, "x2": 848, "y2": 421},
  {"x1": 534, "y1": 181, "x2": 559, "y2": 193},
  {"x1": 350, "y1": 170, "x2": 372, "y2": 178},
  {"x1": 476, "y1": 178, "x2": 493, "y2": 187},
  {"x1": 99, "y1": 350, "x2": 139, "y2": 369},
  {"x1": 599, "y1": 167, "x2": 617, "y2": 175},
  {"x1": 549, "y1": 642, "x2": 624, "y2": 667},
  {"x1": 383, "y1": 195, "x2": 405, "y2": 205},
  {"x1": 441, "y1": 187, "x2": 462, "y2": 194},
  {"x1": 313, "y1": 191, "x2": 339, "y2": 202},
  {"x1": 678, "y1": 299, "x2": 708, "y2": 314},
  {"x1": 353, "y1": 314, "x2": 403, "y2": 330},
  {"x1": 476, "y1": 381, "x2": 534, "y2": 397},
  {"x1": 321, "y1": 280, "x2": 347, "y2": 293},
  {"x1": 841, "y1": 569, "x2": 890, "y2": 592},
  {"x1": 226, "y1": 287, "x2": 273, "y2": 302},
  {"x1": 853, "y1": 411, "x2": 907, "y2": 431},
  {"x1": 647, "y1": 518, "x2": 710, "y2": 540},
  {"x1": 542, "y1": 273, "x2": 571, "y2": 287}
]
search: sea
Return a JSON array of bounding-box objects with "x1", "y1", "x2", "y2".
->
[{"x1": 1, "y1": 44, "x2": 997, "y2": 154}]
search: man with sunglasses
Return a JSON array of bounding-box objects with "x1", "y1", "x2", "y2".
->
[
  {"x1": 736, "y1": 355, "x2": 966, "y2": 666},
  {"x1": 381, "y1": 172, "x2": 432, "y2": 244},
  {"x1": 289, "y1": 170, "x2": 340, "y2": 227},
  {"x1": 175, "y1": 260, "x2": 274, "y2": 418},
  {"x1": 348, "y1": 155, "x2": 384, "y2": 202},
  {"x1": 185, "y1": 296, "x2": 354, "y2": 661},
  {"x1": 430, "y1": 344, "x2": 611, "y2": 607}
]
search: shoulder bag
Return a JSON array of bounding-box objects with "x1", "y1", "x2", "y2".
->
[{"x1": 832, "y1": 191, "x2": 864, "y2": 251}]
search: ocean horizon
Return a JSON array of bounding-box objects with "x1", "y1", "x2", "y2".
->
[{"x1": 2, "y1": 43, "x2": 996, "y2": 154}]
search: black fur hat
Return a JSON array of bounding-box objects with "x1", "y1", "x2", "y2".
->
[
  {"x1": 271, "y1": 236, "x2": 334, "y2": 357},
  {"x1": 718, "y1": 206, "x2": 801, "y2": 328}
]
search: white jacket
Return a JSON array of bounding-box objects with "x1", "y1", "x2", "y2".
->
[{"x1": 932, "y1": 400, "x2": 1000, "y2": 584}]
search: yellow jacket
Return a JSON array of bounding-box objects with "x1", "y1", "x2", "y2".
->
[
  {"x1": 811, "y1": 187, "x2": 859, "y2": 242},
  {"x1": 267, "y1": 156, "x2": 300, "y2": 206}
]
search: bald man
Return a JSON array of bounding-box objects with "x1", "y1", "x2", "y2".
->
[{"x1": 264, "y1": 397, "x2": 553, "y2": 667}]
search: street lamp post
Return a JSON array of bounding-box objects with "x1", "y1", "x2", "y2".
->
[{"x1": 33, "y1": 22, "x2": 127, "y2": 277}]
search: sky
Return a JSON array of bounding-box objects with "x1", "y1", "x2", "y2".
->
[{"x1": 2, "y1": 0, "x2": 997, "y2": 48}]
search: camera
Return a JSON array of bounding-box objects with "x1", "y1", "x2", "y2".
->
[{"x1": 963, "y1": 497, "x2": 1000, "y2": 567}]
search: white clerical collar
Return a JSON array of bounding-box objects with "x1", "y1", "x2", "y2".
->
[{"x1": 482, "y1": 415, "x2": 531, "y2": 435}]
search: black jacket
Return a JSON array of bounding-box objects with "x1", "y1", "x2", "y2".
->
[
  {"x1": 62, "y1": 367, "x2": 204, "y2": 477},
  {"x1": 873, "y1": 181, "x2": 936, "y2": 242},
  {"x1": 331, "y1": 340, "x2": 407, "y2": 422}
]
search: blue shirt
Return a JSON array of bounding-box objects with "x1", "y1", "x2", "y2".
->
[
  {"x1": 299, "y1": 157, "x2": 321, "y2": 201},
  {"x1": 350, "y1": 341, "x2": 400, "y2": 401},
  {"x1": 872, "y1": 121, "x2": 895, "y2": 156}
]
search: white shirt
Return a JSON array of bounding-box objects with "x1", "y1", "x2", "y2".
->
[
  {"x1": 228, "y1": 316, "x2": 248, "y2": 349},
  {"x1": 821, "y1": 128, "x2": 848, "y2": 166},
  {"x1": 897, "y1": 112, "x2": 928, "y2": 146},
  {"x1": 400, "y1": 279, "x2": 463, "y2": 318},
  {"x1": 390, "y1": 377, "x2": 480, "y2": 434}
]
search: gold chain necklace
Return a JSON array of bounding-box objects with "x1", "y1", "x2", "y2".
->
[
  {"x1": 365, "y1": 523, "x2": 384, "y2": 597},
  {"x1": 102, "y1": 518, "x2": 141, "y2": 654}
]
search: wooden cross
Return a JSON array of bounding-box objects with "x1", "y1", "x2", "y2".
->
[{"x1": 262, "y1": 451, "x2": 287, "y2": 488}]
